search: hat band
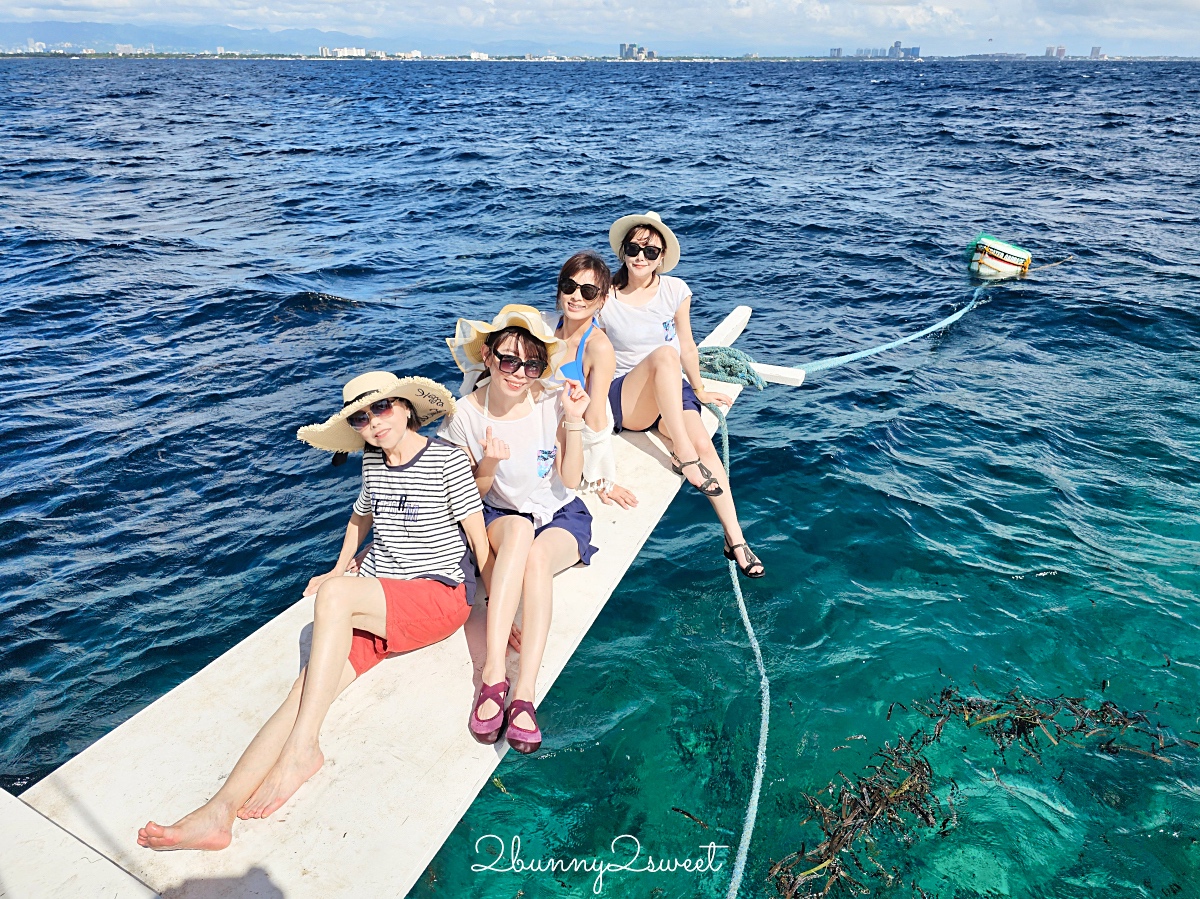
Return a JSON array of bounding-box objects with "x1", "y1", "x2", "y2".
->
[{"x1": 343, "y1": 389, "x2": 383, "y2": 408}]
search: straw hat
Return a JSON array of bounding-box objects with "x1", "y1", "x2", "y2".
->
[
  {"x1": 446, "y1": 304, "x2": 569, "y2": 380},
  {"x1": 609, "y1": 211, "x2": 681, "y2": 274},
  {"x1": 297, "y1": 372, "x2": 456, "y2": 454}
]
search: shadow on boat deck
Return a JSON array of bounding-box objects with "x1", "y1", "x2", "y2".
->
[{"x1": 160, "y1": 866, "x2": 284, "y2": 898}]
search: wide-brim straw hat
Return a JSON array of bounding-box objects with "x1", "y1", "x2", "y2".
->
[
  {"x1": 609, "y1": 211, "x2": 681, "y2": 274},
  {"x1": 297, "y1": 371, "x2": 456, "y2": 453},
  {"x1": 446, "y1": 303, "x2": 569, "y2": 380}
]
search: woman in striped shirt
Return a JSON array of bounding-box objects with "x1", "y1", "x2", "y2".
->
[{"x1": 138, "y1": 372, "x2": 488, "y2": 851}]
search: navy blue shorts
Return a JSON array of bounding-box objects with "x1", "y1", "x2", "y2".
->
[
  {"x1": 482, "y1": 497, "x2": 598, "y2": 565},
  {"x1": 608, "y1": 372, "x2": 703, "y2": 434}
]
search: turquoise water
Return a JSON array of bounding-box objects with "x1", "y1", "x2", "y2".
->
[{"x1": 1, "y1": 59, "x2": 1198, "y2": 896}]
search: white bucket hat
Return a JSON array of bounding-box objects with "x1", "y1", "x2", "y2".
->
[
  {"x1": 297, "y1": 371, "x2": 456, "y2": 454},
  {"x1": 609, "y1": 211, "x2": 681, "y2": 274}
]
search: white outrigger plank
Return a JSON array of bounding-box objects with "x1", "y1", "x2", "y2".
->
[
  {"x1": 0, "y1": 787, "x2": 158, "y2": 898},
  {"x1": 18, "y1": 306, "x2": 755, "y2": 899},
  {"x1": 751, "y1": 362, "x2": 806, "y2": 387}
]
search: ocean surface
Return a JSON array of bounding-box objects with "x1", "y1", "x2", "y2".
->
[{"x1": 1, "y1": 58, "x2": 1198, "y2": 897}]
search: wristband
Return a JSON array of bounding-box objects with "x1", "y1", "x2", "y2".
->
[{"x1": 563, "y1": 420, "x2": 585, "y2": 432}]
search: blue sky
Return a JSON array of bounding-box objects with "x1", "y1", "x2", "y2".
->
[{"x1": 4, "y1": 0, "x2": 1199, "y2": 56}]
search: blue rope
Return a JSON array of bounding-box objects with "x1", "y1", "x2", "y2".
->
[{"x1": 698, "y1": 346, "x2": 767, "y2": 390}]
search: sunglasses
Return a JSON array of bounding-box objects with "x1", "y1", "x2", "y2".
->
[
  {"x1": 492, "y1": 350, "x2": 545, "y2": 379},
  {"x1": 348, "y1": 397, "x2": 404, "y2": 430},
  {"x1": 622, "y1": 240, "x2": 663, "y2": 261},
  {"x1": 558, "y1": 277, "x2": 603, "y2": 302}
]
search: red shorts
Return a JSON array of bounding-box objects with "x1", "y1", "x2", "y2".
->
[{"x1": 347, "y1": 578, "x2": 470, "y2": 677}]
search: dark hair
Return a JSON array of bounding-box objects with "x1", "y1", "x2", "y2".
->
[
  {"x1": 483, "y1": 326, "x2": 549, "y2": 372},
  {"x1": 556, "y1": 250, "x2": 612, "y2": 310},
  {"x1": 612, "y1": 224, "x2": 666, "y2": 290}
]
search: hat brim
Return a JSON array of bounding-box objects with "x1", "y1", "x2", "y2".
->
[
  {"x1": 446, "y1": 306, "x2": 569, "y2": 379},
  {"x1": 297, "y1": 376, "x2": 456, "y2": 453},
  {"x1": 609, "y1": 213, "x2": 681, "y2": 274}
]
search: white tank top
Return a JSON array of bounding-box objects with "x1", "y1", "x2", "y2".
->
[
  {"x1": 437, "y1": 384, "x2": 574, "y2": 528},
  {"x1": 596, "y1": 275, "x2": 690, "y2": 376}
]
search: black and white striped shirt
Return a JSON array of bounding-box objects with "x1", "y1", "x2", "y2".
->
[{"x1": 352, "y1": 438, "x2": 483, "y2": 603}]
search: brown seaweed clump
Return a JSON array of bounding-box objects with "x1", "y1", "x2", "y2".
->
[{"x1": 768, "y1": 732, "x2": 955, "y2": 899}]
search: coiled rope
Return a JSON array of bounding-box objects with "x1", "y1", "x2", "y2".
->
[{"x1": 697, "y1": 289, "x2": 985, "y2": 897}]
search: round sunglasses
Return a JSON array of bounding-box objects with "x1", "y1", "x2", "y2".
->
[
  {"x1": 622, "y1": 240, "x2": 663, "y2": 261},
  {"x1": 491, "y1": 350, "x2": 546, "y2": 379},
  {"x1": 558, "y1": 277, "x2": 603, "y2": 301},
  {"x1": 348, "y1": 397, "x2": 405, "y2": 430}
]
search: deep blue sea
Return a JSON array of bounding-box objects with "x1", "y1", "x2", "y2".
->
[{"x1": 1, "y1": 58, "x2": 1198, "y2": 897}]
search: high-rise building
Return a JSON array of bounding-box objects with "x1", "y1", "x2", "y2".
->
[
  {"x1": 1056, "y1": 45, "x2": 1066, "y2": 58},
  {"x1": 909, "y1": 46, "x2": 920, "y2": 58},
  {"x1": 829, "y1": 48, "x2": 842, "y2": 58},
  {"x1": 1090, "y1": 46, "x2": 1102, "y2": 59},
  {"x1": 1045, "y1": 46, "x2": 1055, "y2": 57}
]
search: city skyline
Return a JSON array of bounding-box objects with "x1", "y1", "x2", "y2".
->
[{"x1": 1, "y1": 0, "x2": 1199, "y2": 59}]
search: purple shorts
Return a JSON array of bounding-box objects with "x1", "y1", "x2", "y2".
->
[
  {"x1": 482, "y1": 497, "x2": 598, "y2": 565},
  {"x1": 608, "y1": 372, "x2": 703, "y2": 434}
]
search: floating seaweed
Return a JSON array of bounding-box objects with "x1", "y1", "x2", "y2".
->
[
  {"x1": 770, "y1": 689, "x2": 1196, "y2": 898},
  {"x1": 915, "y1": 687, "x2": 1196, "y2": 765},
  {"x1": 769, "y1": 731, "x2": 955, "y2": 898}
]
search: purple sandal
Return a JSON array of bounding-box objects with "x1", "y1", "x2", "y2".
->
[
  {"x1": 505, "y1": 699, "x2": 542, "y2": 754},
  {"x1": 470, "y1": 680, "x2": 509, "y2": 745}
]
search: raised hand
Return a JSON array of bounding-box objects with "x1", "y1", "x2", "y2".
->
[
  {"x1": 561, "y1": 378, "x2": 591, "y2": 422},
  {"x1": 481, "y1": 425, "x2": 510, "y2": 463}
]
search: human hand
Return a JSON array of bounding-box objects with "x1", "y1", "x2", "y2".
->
[
  {"x1": 694, "y1": 388, "x2": 732, "y2": 409},
  {"x1": 598, "y1": 483, "x2": 639, "y2": 509},
  {"x1": 561, "y1": 379, "x2": 591, "y2": 422},
  {"x1": 304, "y1": 569, "x2": 340, "y2": 597},
  {"x1": 508, "y1": 622, "x2": 522, "y2": 653},
  {"x1": 482, "y1": 426, "x2": 510, "y2": 463}
]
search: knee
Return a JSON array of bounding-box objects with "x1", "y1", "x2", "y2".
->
[
  {"x1": 694, "y1": 430, "x2": 716, "y2": 455},
  {"x1": 648, "y1": 345, "x2": 681, "y2": 369},
  {"x1": 314, "y1": 579, "x2": 352, "y2": 619},
  {"x1": 524, "y1": 541, "x2": 553, "y2": 575}
]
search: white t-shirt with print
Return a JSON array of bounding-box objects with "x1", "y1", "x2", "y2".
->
[
  {"x1": 596, "y1": 275, "x2": 691, "y2": 376},
  {"x1": 437, "y1": 386, "x2": 574, "y2": 528}
]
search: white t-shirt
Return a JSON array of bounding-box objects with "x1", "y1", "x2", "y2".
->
[
  {"x1": 437, "y1": 386, "x2": 574, "y2": 528},
  {"x1": 596, "y1": 275, "x2": 691, "y2": 376}
]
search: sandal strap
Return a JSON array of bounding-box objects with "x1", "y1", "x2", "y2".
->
[
  {"x1": 478, "y1": 680, "x2": 509, "y2": 702},
  {"x1": 508, "y1": 699, "x2": 536, "y2": 717}
]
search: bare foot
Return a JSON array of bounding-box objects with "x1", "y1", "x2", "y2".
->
[
  {"x1": 137, "y1": 804, "x2": 233, "y2": 851},
  {"x1": 237, "y1": 746, "x2": 323, "y2": 819}
]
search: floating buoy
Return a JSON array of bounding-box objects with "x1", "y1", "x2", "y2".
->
[{"x1": 968, "y1": 233, "x2": 1032, "y2": 280}]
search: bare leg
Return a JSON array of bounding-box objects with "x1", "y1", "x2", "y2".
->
[
  {"x1": 137, "y1": 660, "x2": 356, "y2": 851},
  {"x1": 238, "y1": 576, "x2": 386, "y2": 818},
  {"x1": 660, "y1": 410, "x2": 759, "y2": 571},
  {"x1": 138, "y1": 576, "x2": 386, "y2": 848},
  {"x1": 478, "y1": 516, "x2": 535, "y2": 719},
  {"x1": 618, "y1": 347, "x2": 709, "y2": 490},
  {"x1": 508, "y1": 527, "x2": 580, "y2": 731}
]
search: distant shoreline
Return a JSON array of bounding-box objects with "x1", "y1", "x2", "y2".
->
[{"x1": 3, "y1": 53, "x2": 1199, "y2": 62}]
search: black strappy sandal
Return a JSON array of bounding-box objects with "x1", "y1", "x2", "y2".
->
[
  {"x1": 724, "y1": 542, "x2": 765, "y2": 578},
  {"x1": 670, "y1": 453, "x2": 724, "y2": 497}
]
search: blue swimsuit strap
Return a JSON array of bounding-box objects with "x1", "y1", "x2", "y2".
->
[{"x1": 556, "y1": 317, "x2": 596, "y2": 386}]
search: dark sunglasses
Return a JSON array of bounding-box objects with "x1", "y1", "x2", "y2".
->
[
  {"x1": 622, "y1": 240, "x2": 663, "y2": 261},
  {"x1": 492, "y1": 350, "x2": 545, "y2": 379},
  {"x1": 558, "y1": 277, "x2": 603, "y2": 302},
  {"x1": 348, "y1": 397, "x2": 404, "y2": 430}
]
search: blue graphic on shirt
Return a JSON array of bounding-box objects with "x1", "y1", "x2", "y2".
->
[
  {"x1": 663, "y1": 319, "x2": 677, "y2": 342},
  {"x1": 372, "y1": 495, "x2": 419, "y2": 523},
  {"x1": 536, "y1": 448, "x2": 557, "y2": 479}
]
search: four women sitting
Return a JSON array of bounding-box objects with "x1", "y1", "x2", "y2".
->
[{"x1": 139, "y1": 211, "x2": 763, "y2": 852}]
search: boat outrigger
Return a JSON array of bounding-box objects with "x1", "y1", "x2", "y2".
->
[{"x1": 3, "y1": 307, "x2": 757, "y2": 899}]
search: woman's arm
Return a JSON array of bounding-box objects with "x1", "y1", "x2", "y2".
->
[
  {"x1": 473, "y1": 427, "x2": 509, "y2": 497},
  {"x1": 459, "y1": 509, "x2": 490, "y2": 574},
  {"x1": 304, "y1": 511, "x2": 373, "y2": 596},
  {"x1": 581, "y1": 331, "x2": 616, "y2": 433},
  {"x1": 556, "y1": 381, "x2": 589, "y2": 489},
  {"x1": 675, "y1": 295, "x2": 732, "y2": 409}
]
